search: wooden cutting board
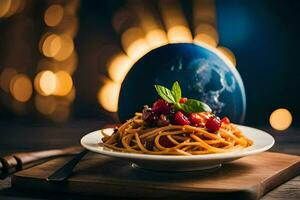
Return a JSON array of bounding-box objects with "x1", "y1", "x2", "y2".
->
[{"x1": 12, "y1": 152, "x2": 300, "y2": 200}]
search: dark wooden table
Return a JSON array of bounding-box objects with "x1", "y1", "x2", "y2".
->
[{"x1": 0, "y1": 120, "x2": 299, "y2": 200}]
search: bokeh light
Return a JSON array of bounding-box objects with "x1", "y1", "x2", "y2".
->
[
  {"x1": 34, "y1": 70, "x2": 57, "y2": 96},
  {"x1": 53, "y1": 71, "x2": 73, "y2": 96},
  {"x1": 217, "y1": 46, "x2": 236, "y2": 67},
  {"x1": 121, "y1": 27, "x2": 150, "y2": 61},
  {"x1": 0, "y1": 0, "x2": 79, "y2": 122},
  {"x1": 107, "y1": 53, "x2": 132, "y2": 83},
  {"x1": 129, "y1": 1, "x2": 168, "y2": 49},
  {"x1": 40, "y1": 34, "x2": 74, "y2": 61},
  {"x1": 53, "y1": 34, "x2": 74, "y2": 61},
  {"x1": 9, "y1": 74, "x2": 32, "y2": 103},
  {"x1": 97, "y1": 81, "x2": 121, "y2": 112},
  {"x1": 0, "y1": 68, "x2": 17, "y2": 92},
  {"x1": 63, "y1": 86, "x2": 76, "y2": 103},
  {"x1": 58, "y1": 16, "x2": 79, "y2": 38},
  {"x1": 167, "y1": 25, "x2": 193, "y2": 43},
  {"x1": 0, "y1": 0, "x2": 25, "y2": 18},
  {"x1": 0, "y1": 0, "x2": 11, "y2": 18},
  {"x1": 44, "y1": 4, "x2": 64, "y2": 27},
  {"x1": 158, "y1": 0, "x2": 193, "y2": 43},
  {"x1": 194, "y1": 24, "x2": 219, "y2": 47},
  {"x1": 269, "y1": 108, "x2": 292, "y2": 131},
  {"x1": 34, "y1": 0, "x2": 78, "y2": 122},
  {"x1": 193, "y1": 0, "x2": 218, "y2": 47},
  {"x1": 41, "y1": 33, "x2": 62, "y2": 58},
  {"x1": 193, "y1": 42, "x2": 236, "y2": 69},
  {"x1": 64, "y1": 0, "x2": 79, "y2": 16},
  {"x1": 193, "y1": 0, "x2": 216, "y2": 23},
  {"x1": 37, "y1": 52, "x2": 78, "y2": 75},
  {"x1": 145, "y1": 29, "x2": 168, "y2": 49}
]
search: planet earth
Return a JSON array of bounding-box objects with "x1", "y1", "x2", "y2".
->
[{"x1": 118, "y1": 43, "x2": 246, "y2": 123}]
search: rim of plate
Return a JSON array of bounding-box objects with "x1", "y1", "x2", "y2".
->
[{"x1": 81, "y1": 125, "x2": 275, "y2": 161}]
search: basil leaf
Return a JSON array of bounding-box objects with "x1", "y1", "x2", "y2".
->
[
  {"x1": 173, "y1": 102, "x2": 182, "y2": 110},
  {"x1": 181, "y1": 99, "x2": 212, "y2": 113},
  {"x1": 172, "y1": 81, "x2": 181, "y2": 103},
  {"x1": 154, "y1": 85, "x2": 176, "y2": 103}
]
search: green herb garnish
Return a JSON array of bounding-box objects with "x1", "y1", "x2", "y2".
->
[{"x1": 154, "y1": 81, "x2": 212, "y2": 113}]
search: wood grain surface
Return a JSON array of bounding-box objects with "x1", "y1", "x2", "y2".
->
[{"x1": 11, "y1": 152, "x2": 300, "y2": 200}]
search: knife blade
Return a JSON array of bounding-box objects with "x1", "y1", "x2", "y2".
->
[{"x1": 46, "y1": 149, "x2": 88, "y2": 182}]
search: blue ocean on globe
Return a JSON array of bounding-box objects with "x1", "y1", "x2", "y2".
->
[{"x1": 118, "y1": 43, "x2": 246, "y2": 123}]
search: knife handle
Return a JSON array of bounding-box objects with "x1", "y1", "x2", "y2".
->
[
  {"x1": 0, "y1": 155, "x2": 20, "y2": 175},
  {"x1": 0, "y1": 146, "x2": 82, "y2": 178}
]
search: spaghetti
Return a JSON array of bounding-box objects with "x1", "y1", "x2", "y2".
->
[
  {"x1": 101, "y1": 112, "x2": 253, "y2": 156},
  {"x1": 101, "y1": 81, "x2": 252, "y2": 155}
]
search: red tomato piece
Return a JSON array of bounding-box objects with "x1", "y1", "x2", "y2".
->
[
  {"x1": 179, "y1": 97, "x2": 187, "y2": 103},
  {"x1": 188, "y1": 113, "x2": 203, "y2": 126},
  {"x1": 221, "y1": 116, "x2": 230, "y2": 124},
  {"x1": 174, "y1": 111, "x2": 191, "y2": 125},
  {"x1": 205, "y1": 117, "x2": 221, "y2": 133},
  {"x1": 152, "y1": 99, "x2": 171, "y2": 115}
]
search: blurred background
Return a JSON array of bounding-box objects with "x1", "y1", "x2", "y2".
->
[{"x1": 0, "y1": 0, "x2": 299, "y2": 132}]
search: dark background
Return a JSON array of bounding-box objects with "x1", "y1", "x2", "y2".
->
[{"x1": 0, "y1": 0, "x2": 299, "y2": 128}]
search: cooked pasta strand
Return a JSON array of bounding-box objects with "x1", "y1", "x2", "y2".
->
[{"x1": 100, "y1": 113, "x2": 252, "y2": 155}]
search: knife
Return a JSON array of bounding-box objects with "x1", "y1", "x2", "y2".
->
[
  {"x1": 0, "y1": 146, "x2": 82, "y2": 179},
  {"x1": 46, "y1": 149, "x2": 89, "y2": 182}
]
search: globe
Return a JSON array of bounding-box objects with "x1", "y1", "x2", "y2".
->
[{"x1": 118, "y1": 43, "x2": 246, "y2": 123}]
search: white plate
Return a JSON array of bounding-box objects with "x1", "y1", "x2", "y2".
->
[{"x1": 81, "y1": 125, "x2": 274, "y2": 171}]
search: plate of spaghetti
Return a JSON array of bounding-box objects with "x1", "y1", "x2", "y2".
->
[{"x1": 81, "y1": 81, "x2": 274, "y2": 171}]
